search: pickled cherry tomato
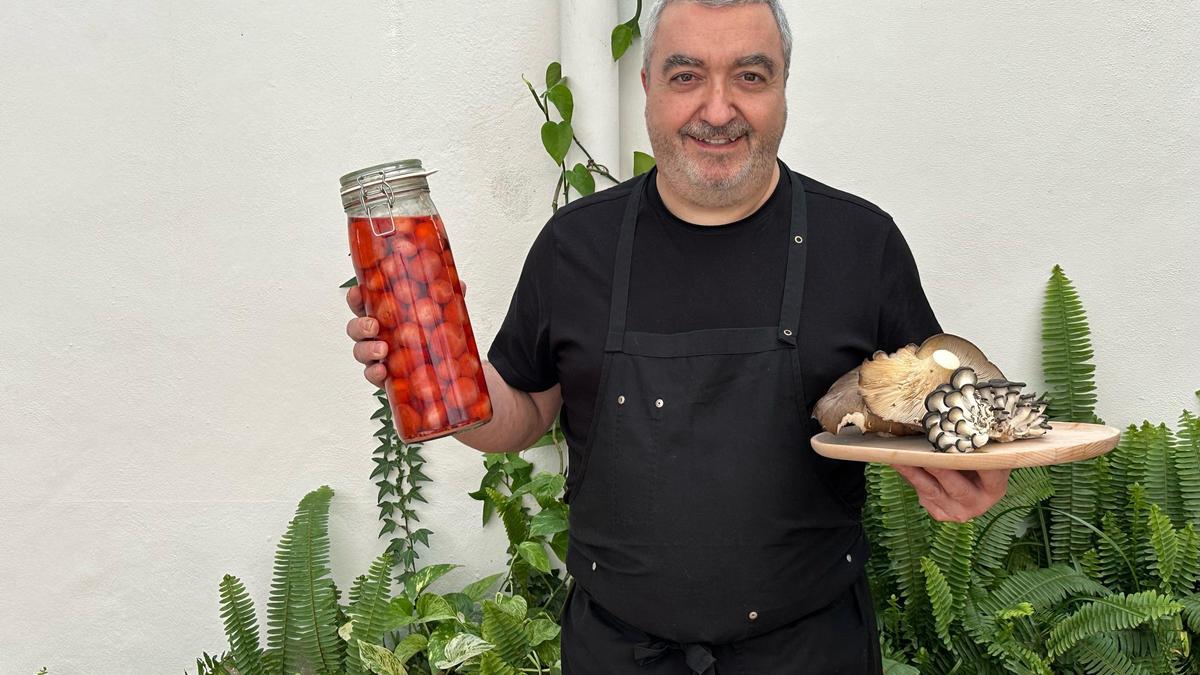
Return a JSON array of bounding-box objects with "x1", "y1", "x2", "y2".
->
[
  {"x1": 379, "y1": 255, "x2": 405, "y2": 283},
  {"x1": 416, "y1": 249, "x2": 444, "y2": 282},
  {"x1": 375, "y1": 295, "x2": 403, "y2": 329},
  {"x1": 386, "y1": 376, "x2": 411, "y2": 403},
  {"x1": 449, "y1": 377, "x2": 480, "y2": 407},
  {"x1": 362, "y1": 268, "x2": 386, "y2": 292},
  {"x1": 392, "y1": 235, "x2": 418, "y2": 259},
  {"x1": 431, "y1": 323, "x2": 467, "y2": 361},
  {"x1": 386, "y1": 347, "x2": 419, "y2": 379},
  {"x1": 422, "y1": 401, "x2": 449, "y2": 430},
  {"x1": 457, "y1": 353, "x2": 481, "y2": 379},
  {"x1": 429, "y1": 278, "x2": 454, "y2": 305},
  {"x1": 410, "y1": 365, "x2": 440, "y2": 402},
  {"x1": 435, "y1": 358, "x2": 458, "y2": 383},
  {"x1": 397, "y1": 322, "x2": 424, "y2": 351},
  {"x1": 414, "y1": 220, "x2": 441, "y2": 251},
  {"x1": 443, "y1": 296, "x2": 468, "y2": 324},
  {"x1": 467, "y1": 398, "x2": 492, "y2": 421},
  {"x1": 413, "y1": 298, "x2": 442, "y2": 326},
  {"x1": 395, "y1": 404, "x2": 422, "y2": 434}
]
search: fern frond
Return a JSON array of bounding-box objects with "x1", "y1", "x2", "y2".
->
[
  {"x1": 1103, "y1": 425, "x2": 1148, "y2": 527},
  {"x1": 980, "y1": 565, "x2": 1109, "y2": 617},
  {"x1": 1178, "y1": 593, "x2": 1200, "y2": 633},
  {"x1": 345, "y1": 552, "x2": 399, "y2": 675},
  {"x1": 920, "y1": 557, "x2": 954, "y2": 648},
  {"x1": 1148, "y1": 505, "x2": 1180, "y2": 592},
  {"x1": 218, "y1": 575, "x2": 265, "y2": 675},
  {"x1": 974, "y1": 468, "x2": 1052, "y2": 572},
  {"x1": 1047, "y1": 590, "x2": 1183, "y2": 658},
  {"x1": 929, "y1": 520, "x2": 973, "y2": 616},
  {"x1": 1067, "y1": 634, "x2": 1148, "y2": 675},
  {"x1": 1144, "y1": 423, "x2": 1184, "y2": 525},
  {"x1": 1176, "y1": 411, "x2": 1200, "y2": 526},
  {"x1": 265, "y1": 485, "x2": 342, "y2": 675},
  {"x1": 481, "y1": 600, "x2": 530, "y2": 668},
  {"x1": 1049, "y1": 459, "x2": 1100, "y2": 564},
  {"x1": 1175, "y1": 524, "x2": 1200, "y2": 594},
  {"x1": 877, "y1": 466, "x2": 933, "y2": 611},
  {"x1": 1041, "y1": 264, "x2": 1098, "y2": 422},
  {"x1": 1097, "y1": 512, "x2": 1134, "y2": 590}
]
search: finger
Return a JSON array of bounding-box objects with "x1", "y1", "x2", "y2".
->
[
  {"x1": 353, "y1": 340, "x2": 388, "y2": 365},
  {"x1": 977, "y1": 468, "x2": 1012, "y2": 494},
  {"x1": 925, "y1": 468, "x2": 980, "y2": 503},
  {"x1": 893, "y1": 464, "x2": 948, "y2": 501},
  {"x1": 346, "y1": 316, "x2": 379, "y2": 341},
  {"x1": 461, "y1": 279, "x2": 467, "y2": 298},
  {"x1": 347, "y1": 285, "x2": 366, "y2": 317},
  {"x1": 915, "y1": 495, "x2": 953, "y2": 522},
  {"x1": 364, "y1": 363, "x2": 387, "y2": 388}
]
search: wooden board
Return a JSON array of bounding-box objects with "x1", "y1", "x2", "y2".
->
[{"x1": 811, "y1": 421, "x2": 1121, "y2": 469}]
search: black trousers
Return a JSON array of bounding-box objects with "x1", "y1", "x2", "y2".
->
[{"x1": 561, "y1": 573, "x2": 884, "y2": 675}]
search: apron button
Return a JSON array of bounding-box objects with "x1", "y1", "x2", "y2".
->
[
  {"x1": 782, "y1": 329, "x2": 793, "y2": 336},
  {"x1": 591, "y1": 561, "x2": 597, "y2": 571},
  {"x1": 794, "y1": 235, "x2": 804, "y2": 244},
  {"x1": 846, "y1": 553, "x2": 853, "y2": 562},
  {"x1": 748, "y1": 611, "x2": 759, "y2": 620},
  {"x1": 617, "y1": 395, "x2": 625, "y2": 405},
  {"x1": 655, "y1": 398, "x2": 664, "y2": 408}
]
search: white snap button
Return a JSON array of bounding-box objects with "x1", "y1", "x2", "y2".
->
[
  {"x1": 591, "y1": 561, "x2": 597, "y2": 571},
  {"x1": 783, "y1": 329, "x2": 793, "y2": 336},
  {"x1": 846, "y1": 554, "x2": 853, "y2": 562},
  {"x1": 655, "y1": 398, "x2": 664, "y2": 408},
  {"x1": 794, "y1": 235, "x2": 803, "y2": 244},
  {"x1": 748, "y1": 610, "x2": 759, "y2": 620},
  {"x1": 617, "y1": 395, "x2": 625, "y2": 405}
]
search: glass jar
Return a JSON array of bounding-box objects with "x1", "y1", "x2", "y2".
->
[{"x1": 340, "y1": 159, "x2": 492, "y2": 443}]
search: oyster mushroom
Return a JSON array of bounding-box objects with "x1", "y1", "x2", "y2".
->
[
  {"x1": 921, "y1": 366, "x2": 1051, "y2": 452},
  {"x1": 858, "y1": 334, "x2": 1004, "y2": 428},
  {"x1": 813, "y1": 367, "x2": 921, "y2": 436}
]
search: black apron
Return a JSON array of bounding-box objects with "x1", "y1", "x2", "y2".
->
[{"x1": 562, "y1": 168, "x2": 879, "y2": 673}]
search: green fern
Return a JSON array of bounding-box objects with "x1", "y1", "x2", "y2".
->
[
  {"x1": 218, "y1": 575, "x2": 265, "y2": 675},
  {"x1": 920, "y1": 558, "x2": 954, "y2": 648},
  {"x1": 929, "y1": 521, "x2": 973, "y2": 616},
  {"x1": 481, "y1": 600, "x2": 530, "y2": 668},
  {"x1": 1047, "y1": 590, "x2": 1183, "y2": 658},
  {"x1": 1067, "y1": 634, "x2": 1148, "y2": 675},
  {"x1": 1041, "y1": 264, "x2": 1098, "y2": 422},
  {"x1": 1143, "y1": 423, "x2": 1185, "y2": 525},
  {"x1": 1148, "y1": 505, "x2": 1180, "y2": 592},
  {"x1": 876, "y1": 465, "x2": 933, "y2": 609},
  {"x1": 979, "y1": 565, "x2": 1109, "y2": 617},
  {"x1": 1175, "y1": 524, "x2": 1200, "y2": 593},
  {"x1": 265, "y1": 485, "x2": 343, "y2": 675},
  {"x1": 1176, "y1": 411, "x2": 1200, "y2": 526},
  {"x1": 345, "y1": 552, "x2": 404, "y2": 675},
  {"x1": 973, "y1": 467, "x2": 1052, "y2": 573},
  {"x1": 1103, "y1": 427, "x2": 1147, "y2": 526},
  {"x1": 1097, "y1": 512, "x2": 1135, "y2": 590}
]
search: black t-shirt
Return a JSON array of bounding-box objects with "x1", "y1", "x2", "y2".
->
[{"x1": 488, "y1": 159, "x2": 941, "y2": 493}]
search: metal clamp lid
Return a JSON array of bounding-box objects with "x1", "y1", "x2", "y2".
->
[{"x1": 338, "y1": 159, "x2": 438, "y2": 210}]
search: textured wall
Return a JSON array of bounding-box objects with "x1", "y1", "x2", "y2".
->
[{"x1": 0, "y1": 0, "x2": 1196, "y2": 671}]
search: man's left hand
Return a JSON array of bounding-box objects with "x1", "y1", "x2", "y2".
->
[{"x1": 890, "y1": 465, "x2": 1011, "y2": 522}]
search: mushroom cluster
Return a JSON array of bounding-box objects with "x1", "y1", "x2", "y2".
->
[
  {"x1": 922, "y1": 366, "x2": 1050, "y2": 453},
  {"x1": 813, "y1": 333, "x2": 1052, "y2": 452}
]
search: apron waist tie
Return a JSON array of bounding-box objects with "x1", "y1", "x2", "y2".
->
[{"x1": 633, "y1": 638, "x2": 717, "y2": 674}]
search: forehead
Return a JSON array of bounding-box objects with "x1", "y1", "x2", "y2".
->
[{"x1": 652, "y1": 2, "x2": 784, "y2": 65}]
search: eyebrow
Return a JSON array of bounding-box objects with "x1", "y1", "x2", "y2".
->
[{"x1": 661, "y1": 53, "x2": 777, "y2": 77}]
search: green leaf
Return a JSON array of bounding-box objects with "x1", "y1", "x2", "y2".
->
[
  {"x1": 218, "y1": 575, "x2": 265, "y2": 675},
  {"x1": 414, "y1": 593, "x2": 459, "y2": 624},
  {"x1": 1047, "y1": 590, "x2": 1183, "y2": 658},
  {"x1": 393, "y1": 632, "x2": 428, "y2": 665},
  {"x1": 529, "y1": 505, "x2": 569, "y2": 538},
  {"x1": 920, "y1": 558, "x2": 954, "y2": 648},
  {"x1": 564, "y1": 163, "x2": 596, "y2": 197},
  {"x1": 511, "y1": 472, "x2": 566, "y2": 506},
  {"x1": 346, "y1": 552, "x2": 400, "y2": 675},
  {"x1": 461, "y1": 572, "x2": 505, "y2": 603},
  {"x1": 404, "y1": 563, "x2": 460, "y2": 600},
  {"x1": 633, "y1": 151, "x2": 656, "y2": 176},
  {"x1": 479, "y1": 650, "x2": 519, "y2": 675},
  {"x1": 358, "y1": 640, "x2": 408, "y2": 675},
  {"x1": 540, "y1": 121, "x2": 573, "y2": 165},
  {"x1": 545, "y1": 62, "x2": 562, "y2": 89},
  {"x1": 434, "y1": 633, "x2": 495, "y2": 670},
  {"x1": 881, "y1": 656, "x2": 921, "y2": 674},
  {"x1": 517, "y1": 540, "x2": 552, "y2": 573},
  {"x1": 424, "y1": 622, "x2": 458, "y2": 670},
  {"x1": 482, "y1": 601, "x2": 531, "y2": 667},
  {"x1": 546, "y1": 83, "x2": 573, "y2": 123},
  {"x1": 526, "y1": 618, "x2": 560, "y2": 646},
  {"x1": 1041, "y1": 264, "x2": 1099, "y2": 422},
  {"x1": 494, "y1": 593, "x2": 528, "y2": 621},
  {"x1": 549, "y1": 530, "x2": 569, "y2": 562},
  {"x1": 611, "y1": 22, "x2": 635, "y2": 61},
  {"x1": 341, "y1": 276, "x2": 359, "y2": 288}
]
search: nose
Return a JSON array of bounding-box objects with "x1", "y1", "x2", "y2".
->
[{"x1": 699, "y1": 79, "x2": 737, "y2": 129}]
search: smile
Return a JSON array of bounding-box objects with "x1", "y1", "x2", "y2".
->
[{"x1": 689, "y1": 135, "x2": 744, "y2": 150}]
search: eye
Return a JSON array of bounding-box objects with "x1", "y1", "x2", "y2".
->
[
  {"x1": 672, "y1": 73, "x2": 696, "y2": 83},
  {"x1": 741, "y1": 72, "x2": 764, "y2": 83}
]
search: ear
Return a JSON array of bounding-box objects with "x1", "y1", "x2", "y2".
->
[{"x1": 640, "y1": 68, "x2": 648, "y2": 93}]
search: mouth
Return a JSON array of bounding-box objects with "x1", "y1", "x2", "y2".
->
[{"x1": 688, "y1": 135, "x2": 744, "y2": 151}]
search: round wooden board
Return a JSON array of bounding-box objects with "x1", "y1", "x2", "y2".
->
[{"x1": 811, "y1": 422, "x2": 1122, "y2": 469}]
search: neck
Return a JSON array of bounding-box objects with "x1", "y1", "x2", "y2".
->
[{"x1": 654, "y1": 160, "x2": 781, "y2": 226}]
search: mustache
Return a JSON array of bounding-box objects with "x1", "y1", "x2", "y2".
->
[{"x1": 680, "y1": 122, "x2": 751, "y2": 140}]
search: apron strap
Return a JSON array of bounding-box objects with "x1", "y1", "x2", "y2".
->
[
  {"x1": 776, "y1": 167, "x2": 809, "y2": 346},
  {"x1": 604, "y1": 172, "x2": 648, "y2": 353},
  {"x1": 633, "y1": 638, "x2": 718, "y2": 675}
]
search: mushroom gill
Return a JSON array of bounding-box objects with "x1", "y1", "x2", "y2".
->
[{"x1": 813, "y1": 368, "x2": 921, "y2": 436}]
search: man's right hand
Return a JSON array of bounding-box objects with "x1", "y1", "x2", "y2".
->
[{"x1": 345, "y1": 284, "x2": 389, "y2": 388}]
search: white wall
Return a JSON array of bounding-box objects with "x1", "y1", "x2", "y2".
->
[{"x1": 0, "y1": 1, "x2": 1196, "y2": 671}]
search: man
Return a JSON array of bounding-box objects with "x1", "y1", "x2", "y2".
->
[{"x1": 346, "y1": 1, "x2": 1009, "y2": 671}]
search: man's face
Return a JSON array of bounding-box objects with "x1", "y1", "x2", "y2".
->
[{"x1": 642, "y1": 2, "x2": 787, "y2": 205}]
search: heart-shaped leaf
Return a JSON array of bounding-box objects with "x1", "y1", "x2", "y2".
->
[
  {"x1": 545, "y1": 61, "x2": 562, "y2": 90},
  {"x1": 611, "y1": 22, "x2": 635, "y2": 61},
  {"x1": 518, "y1": 540, "x2": 552, "y2": 573},
  {"x1": 540, "y1": 121, "x2": 573, "y2": 165},
  {"x1": 565, "y1": 163, "x2": 595, "y2": 197},
  {"x1": 633, "y1": 150, "x2": 656, "y2": 176},
  {"x1": 546, "y1": 83, "x2": 573, "y2": 123}
]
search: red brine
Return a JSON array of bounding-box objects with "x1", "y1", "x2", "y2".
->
[{"x1": 348, "y1": 212, "x2": 492, "y2": 442}]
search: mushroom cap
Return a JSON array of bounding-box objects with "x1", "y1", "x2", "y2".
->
[
  {"x1": 813, "y1": 367, "x2": 921, "y2": 436},
  {"x1": 859, "y1": 334, "x2": 1005, "y2": 426}
]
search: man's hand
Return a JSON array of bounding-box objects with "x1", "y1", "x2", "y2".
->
[{"x1": 891, "y1": 465, "x2": 1011, "y2": 522}]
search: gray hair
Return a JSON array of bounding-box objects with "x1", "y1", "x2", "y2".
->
[{"x1": 641, "y1": 0, "x2": 793, "y2": 81}]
